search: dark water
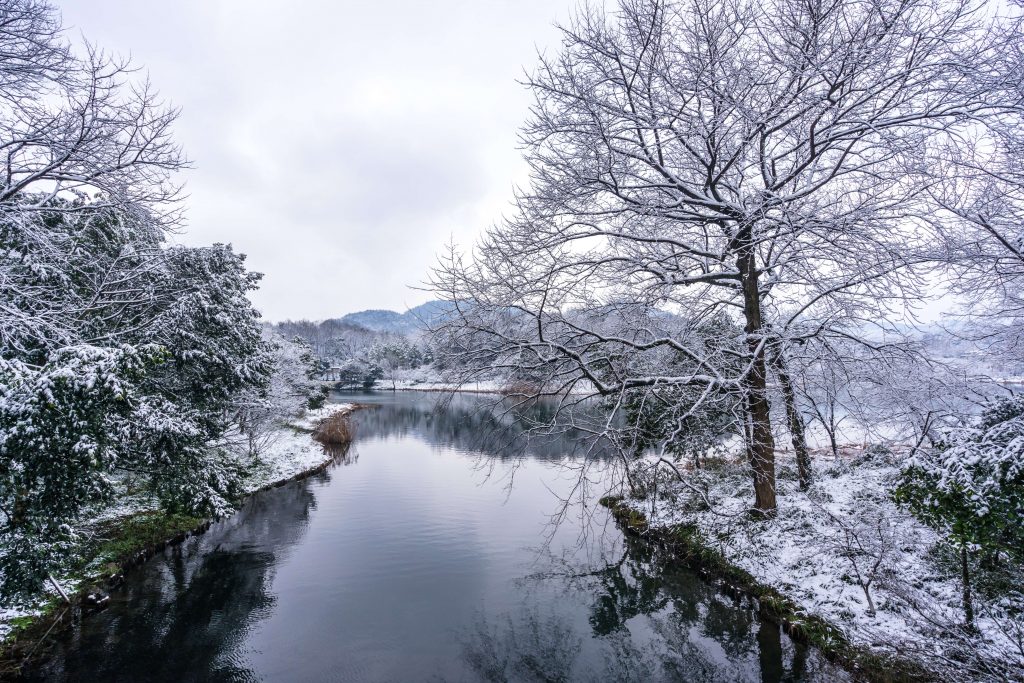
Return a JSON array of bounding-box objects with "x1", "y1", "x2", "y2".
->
[{"x1": 22, "y1": 392, "x2": 845, "y2": 682}]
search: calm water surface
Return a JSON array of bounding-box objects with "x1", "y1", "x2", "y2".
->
[{"x1": 23, "y1": 392, "x2": 845, "y2": 682}]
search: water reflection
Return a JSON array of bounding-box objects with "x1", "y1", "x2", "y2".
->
[
  {"x1": 461, "y1": 607, "x2": 583, "y2": 683},
  {"x1": 459, "y1": 527, "x2": 837, "y2": 683},
  {"x1": 23, "y1": 472, "x2": 329, "y2": 682},
  {"x1": 344, "y1": 391, "x2": 616, "y2": 463},
  {"x1": 18, "y1": 394, "x2": 846, "y2": 682}
]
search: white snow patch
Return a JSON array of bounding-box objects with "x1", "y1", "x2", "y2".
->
[
  {"x1": 631, "y1": 451, "x2": 1024, "y2": 680},
  {"x1": 242, "y1": 403, "x2": 356, "y2": 489}
]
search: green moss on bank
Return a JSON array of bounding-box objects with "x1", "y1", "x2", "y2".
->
[
  {"x1": 599, "y1": 495, "x2": 934, "y2": 683},
  {"x1": 91, "y1": 511, "x2": 204, "y2": 571},
  {"x1": 0, "y1": 510, "x2": 208, "y2": 671},
  {"x1": 2, "y1": 405, "x2": 362, "y2": 673}
]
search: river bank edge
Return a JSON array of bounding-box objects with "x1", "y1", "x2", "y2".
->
[
  {"x1": 0, "y1": 404, "x2": 367, "y2": 677},
  {"x1": 598, "y1": 494, "x2": 936, "y2": 683}
]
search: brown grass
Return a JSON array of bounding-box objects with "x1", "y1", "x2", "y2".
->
[
  {"x1": 500, "y1": 380, "x2": 545, "y2": 396},
  {"x1": 313, "y1": 411, "x2": 355, "y2": 445}
]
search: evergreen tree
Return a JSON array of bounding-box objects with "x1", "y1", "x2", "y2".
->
[{"x1": 894, "y1": 396, "x2": 1024, "y2": 628}]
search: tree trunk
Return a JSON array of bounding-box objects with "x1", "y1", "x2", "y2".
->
[
  {"x1": 861, "y1": 582, "x2": 876, "y2": 616},
  {"x1": 738, "y1": 242, "x2": 777, "y2": 515},
  {"x1": 961, "y1": 544, "x2": 975, "y2": 631},
  {"x1": 48, "y1": 574, "x2": 71, "y2": 604},
  {"x1": 769, "y1": 344, "x2": 812, "y2": 490}
]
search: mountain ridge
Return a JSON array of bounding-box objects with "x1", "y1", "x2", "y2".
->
[{"x1": 334, "y1": 300, "x2": 453, "y2": 334}]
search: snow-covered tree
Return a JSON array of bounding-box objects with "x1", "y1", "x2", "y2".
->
[
  {"x1": 895, "y1": 396, "x2": 1024, "y2": 628},
  {"x1": 925, "y1": 6, "x2": 1024, "y2": 365},
  {"x1": 0, "y1": 0, "x2": 183, "y2": 223},
  {"x1": 234, "y1": 331, "x2": 328, "y2": 457},
  {"x1": 334, "y1": 358, "x2": 383, "y2": 389},
  {"x1": 431, "y1": 0, "x2": 1013, "y2": 514},
  {"x1": 0, "y1": 0, "x2": 275, "y2": 596},
  {"x1": 0, "y1": 207, "x2": 275, "y2": 595},
  {"x1": 366, "y1": 339, "x2": 423, "y2": 390}
]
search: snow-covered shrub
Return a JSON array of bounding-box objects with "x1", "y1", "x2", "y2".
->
[
  {"x1": 897, "y1": 397, "x2": 1024, "y2": 558},
  {"x1": 894, "y1": 395, "x2": 1024, "y2": 627},
  {"x1": 0, "y1": 346, "x2": 161, "y2": 594}
]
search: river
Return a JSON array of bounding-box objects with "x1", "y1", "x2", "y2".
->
[{"x1": 21, "y1": 392, "x2": 845, "y2": 682}]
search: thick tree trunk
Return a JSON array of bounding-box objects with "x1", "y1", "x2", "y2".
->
[
  {"x1": 769, "y1": 344, "x2": 812, "y2": 490},
  {"x1": 738, "y1": 244, "x2": 776, "y2": 515}
]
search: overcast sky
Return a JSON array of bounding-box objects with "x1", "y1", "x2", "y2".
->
[{"x1": 58, "y1": 1, "x2": 573, "y2": 321}]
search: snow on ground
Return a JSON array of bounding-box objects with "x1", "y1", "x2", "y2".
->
[
  {"x1": 632, "y1": 450, "x2": 1024, "y2": 680},
  {"x1": 0, "y1": 403, "x2": 355, "y2": 642},
  {"x1": 243, "y1": 402, "x2": 355, "y2": 488},
  {"x1": 390, "y1": 378, "x2": 508, "y2": 393},
  {"x1": 282, "y1": 401, "x2": 354, "y2": 434}
]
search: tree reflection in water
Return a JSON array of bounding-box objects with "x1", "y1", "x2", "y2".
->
[
  {"x1": 461, "y1": 607, "x2": 583, "y2": 683},
  {"x1": 348, "y1": 392, "x2": 843, "y2": 682},
  {"x1": 22, "y1": 462, "x2": 340, "y2": 683},
  {"x1": 347, "y1": 392, "x2": 617, "y2": 464},
  {"x1": 18, "y1": 395, "x2": 847, "y2": 682},
  {"x1": 460, "y1": 529, "x2": 844, "y2": 683}
]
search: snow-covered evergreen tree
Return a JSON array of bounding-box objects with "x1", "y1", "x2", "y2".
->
[
  {"x1": 895, "y1": 396, "x2": 1024, "y2": 627},
  {"x1": 0, "y1": 0, "x2": 279, "y2": 596}
]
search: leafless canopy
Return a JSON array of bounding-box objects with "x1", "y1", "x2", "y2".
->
[
  {"x1": 431, "y1": 0, "x2": 1020, "y2": 513},
  {"x1": 0, "y1": 0, "x2": 185, "y2": 222}
]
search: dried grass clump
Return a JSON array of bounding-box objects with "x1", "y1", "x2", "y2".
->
[
  {"x1": 500, "y1": 380, "x2": 543, "y2": 397},
  {"x1": 313, "y1": 412, "x2": 354, "y2": 445}
]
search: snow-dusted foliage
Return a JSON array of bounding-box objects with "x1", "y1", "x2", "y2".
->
[
  {"x1": 0, "y1": 0, "x2": 275, "y2": 597},
  {"x1": 365, "y1": 338, "x2": 430, "y2": 390},
  {"x1": 638, "y1": 451, "x2": 1024, "y2": 680},
  {"x1": 273, "y1": 316, "x2": 436, "y2": 388},
  {"x1": 615, "y1": 316, "x2": 745, "y2": 468},
  {"x1": 0, "y1": 207, "x2": 275, "y2": 595},
  {"x1": 896, "y1": 396, "x2": 1024, "y2": 566},
  {"x1": 232, "y1": 330, "x2": 329, "y2": 457},
  {"x1": 263, "y1": 332, "x2": 329, "y2": 415},
  {"x1": 0, "y1": 345, "x2": 159, "y2": 589}
]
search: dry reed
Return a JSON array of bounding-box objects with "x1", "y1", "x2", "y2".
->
[{"x1": 313, "y1": 412, "x2": 355, "y2": 445}]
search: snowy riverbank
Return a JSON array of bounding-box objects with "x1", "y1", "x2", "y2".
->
[
  {"x1": 243, "y1": 403, "x2": 357, "y2": 488},
  {"x1": 0, "y1": 403, "x2": 358, "y2": 649},
  {"x1": 366, "y1": 372, "x2": 598, "y2": 396},
  {"x1": 614, "y1": 450, "x2": 1024, "y2": 681}
]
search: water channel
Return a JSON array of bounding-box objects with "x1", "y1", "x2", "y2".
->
[{"x1": 22, "y1": 392, "x2": 846, "y2": 682}]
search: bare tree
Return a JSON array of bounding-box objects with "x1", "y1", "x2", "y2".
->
[
  {"x1": 817, "y1": 498, "x2": 901, "y2": 615},
  {"x1": 432, "y1": 0, "x2": 1011, "y2": 515},
  {"x1": 926, "y1": 11, "x2": 1024, "y2": 364},
  {"x1": 0, "y1": 0, "x2": 185, "y2": 219}
]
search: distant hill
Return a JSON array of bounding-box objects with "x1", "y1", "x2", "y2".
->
[{"x1": 336, "y1": 300, "x2": 455, "y2": 334}]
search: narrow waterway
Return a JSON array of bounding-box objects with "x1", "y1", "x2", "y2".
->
[{"x1": 22, "y1": 392, "x2": 846, "y2": 682}]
